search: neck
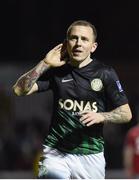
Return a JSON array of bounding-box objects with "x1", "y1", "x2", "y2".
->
[{"x1": 70, "y1": 56, "x2": 93, "y2": 68}]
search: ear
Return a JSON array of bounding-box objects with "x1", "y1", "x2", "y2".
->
[
  {"x1": 61, "y1": 39, "x2": 69, "y2": 60},
  {"x1": 91, "y1": 42, "x2": 98, "y2": 53},
  {"x1": 62, "y1": 39, "x2": 67, "y2": 49}
]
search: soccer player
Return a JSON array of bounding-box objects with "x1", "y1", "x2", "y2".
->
[{"x1": 13, "y1": 20, "x2": 132, "y2": 179}]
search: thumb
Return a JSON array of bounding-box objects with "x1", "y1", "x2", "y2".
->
[{"x1": 59, "y1": 60, "x2": 66, "y2": 66}]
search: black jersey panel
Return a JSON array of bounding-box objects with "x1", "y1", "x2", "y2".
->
[
  {"x1": 37, "y1": 81, "x2": 50, "y2": 92},
  {"x1": 36, "y1": 60, "x2": 129, "y2": 154},
  {"x1": 103, "y1": 67, "x2": 128, "y2": 108},
  {"x1": 37, "y1": 68, "x2": 54, "y2": 92}
]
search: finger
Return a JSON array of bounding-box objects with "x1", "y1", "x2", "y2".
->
[
  {"x1": 80, "y1": 114, "x2": 89, "y2": 121},
  {"x1": 81, "y1": 117, "x2": 94, "y2": 125},
  {"x1": 60, "y1": 49, "x2": 68, "y2": 59},
  {"x1": 79, "y1": 110, "x2": 90, "y2": 115},
  {"x1": 53, "y1": 44, "x2": 63, "y2": 50},
  {"x1": 59, "y1": 60, "x2": 66, "y2": 66},
  {"x1": 86, "y1": 120, "x2": 96, "y2": 126},
  {"x1": 61, "y1": 41, "x2": 67, "y2": 52}
]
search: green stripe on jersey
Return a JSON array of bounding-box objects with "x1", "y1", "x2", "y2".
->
[{"x1": 44, "y1": 109, "x2": 104, "y2": 154}]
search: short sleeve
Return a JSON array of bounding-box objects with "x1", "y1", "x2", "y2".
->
[
  {"x1": 103, "y1": 67, "x2": 128, "y2": 108},
  {"x1": 37, "y1": 69, "x2": 53, "y2": 92}
]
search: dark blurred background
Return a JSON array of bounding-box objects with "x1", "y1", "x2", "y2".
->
[{"x1": 0, "y1": 0, "x2": 139, "y2": 178}]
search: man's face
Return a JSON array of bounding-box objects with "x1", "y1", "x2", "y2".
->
[{"x1": 67, "y1": 25, "x2": 97, "y2": 62}]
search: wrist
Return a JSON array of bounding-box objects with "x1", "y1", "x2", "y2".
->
[
  {"x1": 42, "y1": 59, "x2": 51, "y2": 68},
  {"x1": 99, "y1": 113, "x2": 105, "y2": 123}
]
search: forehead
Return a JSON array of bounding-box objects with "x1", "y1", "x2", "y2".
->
[{"x1": 68, "y1": 25, "x2": 93, "y2": 38}]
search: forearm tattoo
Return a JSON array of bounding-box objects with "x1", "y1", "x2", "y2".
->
[
  {"x1": 101, "y1": 106, "x2": 130, "y2": 123},
  {"x1": 14, "y1": 61, "x2": 49, "y2": 94}
]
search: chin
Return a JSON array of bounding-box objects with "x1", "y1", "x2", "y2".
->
[{"x1": 72, "y1": 56, "x2": 84, "y2": 62}]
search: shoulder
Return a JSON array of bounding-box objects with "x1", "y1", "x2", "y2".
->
[
  {"x1": 93, "y1": 59, "x2": 117, "y2": 77},
  {"x1": 93, "y1": 59, "x2": 113, "y2": 70}
]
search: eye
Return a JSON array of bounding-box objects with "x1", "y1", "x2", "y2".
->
[
  {"x1": 69, "y1": 35, "x2": 78, "y2": 40},
  {"x1": 81, "y1": 37, "x2": 89, "y2": 41}
]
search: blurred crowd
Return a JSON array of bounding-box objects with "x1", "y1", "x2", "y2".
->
[{"x1": 0, "y1": 85, "x2": 48, "y2": 172}]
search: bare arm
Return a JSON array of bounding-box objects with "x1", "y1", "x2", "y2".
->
[
  {"x1": 13, "y1": 43, "x2": 67, "y2": 96},
  {"x1": 13, "y1": 60, "x2": 50, "y2": 96},
  {"x1": 101, "y1": 104, "x2": 132, "y2": 123},
  {"x1": 79, "y1": 104, "x2": 132, "y2": 126}
]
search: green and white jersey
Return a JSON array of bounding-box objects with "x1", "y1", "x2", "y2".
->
[{"x1": 37, "y1": 59, "x2": 128, "y2": 154}]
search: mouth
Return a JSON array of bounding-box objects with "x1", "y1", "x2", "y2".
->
[{"x1": 72, "y1": 49, "x2": 83, "y2": 55}]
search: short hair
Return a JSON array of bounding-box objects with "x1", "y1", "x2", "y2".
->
[{"x1": 66, "y1": 20, "x2": 97, "y2": 42}]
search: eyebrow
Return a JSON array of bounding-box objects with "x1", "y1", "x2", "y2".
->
[{"x1": 68, "y1": 35, "x2": 90, "y2": 40}]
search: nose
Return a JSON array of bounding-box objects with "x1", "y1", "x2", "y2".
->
[{"x1": 76, "y1": 38, "x2": 82, "y2": 46}]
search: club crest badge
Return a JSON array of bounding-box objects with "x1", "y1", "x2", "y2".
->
[{"x1": 91, "y1": 78, "x2": 103, "y2": 91}]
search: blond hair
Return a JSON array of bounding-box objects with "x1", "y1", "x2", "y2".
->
[{"x1": 67, "y1": 20, "x2": 97, "y2": 41}]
